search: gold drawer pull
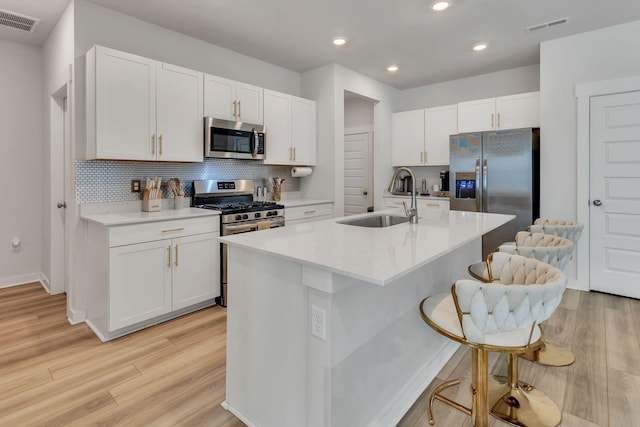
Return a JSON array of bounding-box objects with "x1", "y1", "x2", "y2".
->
[
  {"x1": 161, "y1": 227, "x2": 185, "y2": 233},
  {"x1": 304, "y1": 210, "x2": 316, "y2": 215},
  {"x1": 395, "y1": 202, "x2": 404, "y2": 205}
]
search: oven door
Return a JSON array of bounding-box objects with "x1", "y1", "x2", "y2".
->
[{"x1": 219, "y1": 216, "x2": 285, "y2": 306}]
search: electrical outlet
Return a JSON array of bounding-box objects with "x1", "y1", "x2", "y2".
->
[
  {"x1": 131, "y1": 179, "x2": 141, "y2": 193},
  {"x1": 311, "y1": 305, "x2": 326, "y2": 340}
]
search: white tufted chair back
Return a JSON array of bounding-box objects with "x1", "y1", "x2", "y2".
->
[
  {"x1": 453, "y1": 253, "x2": 567, "y2": 346},
  {"x1": 529, "y1": 218, "x2": 584, "y2": 245},
  {"x1": 497, "y1": 231, "x2": 574, "y2": 270}
]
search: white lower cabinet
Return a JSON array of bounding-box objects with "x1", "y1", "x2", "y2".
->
[
  {"x1": 86, "y1": 216, "x2": 220, "y2": 341},
  {"x1": 285, "y1": 203, "x2": 333, "y2": 225}
]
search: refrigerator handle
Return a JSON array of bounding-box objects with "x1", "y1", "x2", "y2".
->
[
  {"x1": 475, "y1": 158, "x2": 481, "y2": 212},
  {"x1": 482, "y1": 158, "x2": 488, "y2": 213}
]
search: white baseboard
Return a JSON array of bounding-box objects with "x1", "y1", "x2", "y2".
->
[
  {"x1": 222, "y1": 401, "x2": 258, "y2": 427},
  {"x1": 40, "y1": 273, "x2": 51, "y2": 293},
  {"x1": 0, "y1": 273, "x2": 44, "y2": 289},
  {"x1": 67, "y1": 307, "x2": 87, "y2": 325},
  {"x1": 566, "y1": 277, "x2": 587, "y2": 292}
]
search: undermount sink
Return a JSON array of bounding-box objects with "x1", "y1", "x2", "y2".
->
[{"x1": 338, "y1": 214, "x2": 409, "y2": 228}]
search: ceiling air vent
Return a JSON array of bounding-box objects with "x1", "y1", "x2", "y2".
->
[
  {"x1": 526, "y1": 17, "x2": 570, "y2": 33},
  {"x1": 0, "y1": 8, "x2": 41, "y2": 33}
]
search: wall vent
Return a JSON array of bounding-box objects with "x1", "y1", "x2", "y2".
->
[
  {"x1": 526, "y1": 17, "x2": 570, "y2": 33},
  {"x1": 0, "y1": 8, "x2": 41, "y2": 33}
]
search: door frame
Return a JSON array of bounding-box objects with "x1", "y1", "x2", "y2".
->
[{"x1": 575, "y1": 75, "x2": 640, "y2": 291}]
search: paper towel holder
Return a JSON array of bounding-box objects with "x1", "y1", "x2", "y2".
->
[{"x1": 291, "y1": 167, "x2": 312, "y2": 177}]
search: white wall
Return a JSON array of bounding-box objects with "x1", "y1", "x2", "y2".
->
[
  {"x1": 301, "y1": 65, "x2": 399, "y2": 215},
  {"x1": 345, "y1": 97, "x2": 374, "y2": 129},
  {"x1": 0, "y1": 39, "x2": 43, "y2": 288},
  {"x1": 399, "y1": 64, "x2": 540, "y2": 111},
  {"x1": 74, "y1": 0, "x2": 301, "y2": 96},
  {"x1": 540, "y1": 19, "x2": 640, "y2": 286}
]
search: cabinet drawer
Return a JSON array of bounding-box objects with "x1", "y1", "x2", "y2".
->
[
  {"x1": 109, "y1": 216, "x2": 219, "y2": 247},
  {"x1": 285, "y1": 204, "x2": 333, "y2": 222}
]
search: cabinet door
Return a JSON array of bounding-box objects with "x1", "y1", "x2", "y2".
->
[
  {"x1": 291, "y1": 96, "x2": 316, "y2": 165},
  {"x1": 392, "y1": 110, "x2": 424, "y2": 166},
  {"x1": 495, "y1": 91, "x2": 540, "y2": 130},
  {"x1": 424, "y1": 104, "x2": 457, "y2": 165},
  {"x1": 172, "y1": 233, "x2": 220, "y2": 311},
  {"x1": 457, "y1": 97, "x2": 496, "y2": 133},
  {"x1": 156, "y1": 63, "x2": 204, "y2": 162},
  {"x1": 236, "y1": 82, "x2": 264, "y2": 125},
  {"x1": 204, "y1": 74, "x2": 235, "y2": 121},
  {"x1": 263, "y1": 90, "x2": 292, "y2": 164},
  {"x1": 91, "y1": 46, "x2": 156, "y2": 160},
  {"x1": 109, "y1": 240, "x2": 172, "y2": 330}
]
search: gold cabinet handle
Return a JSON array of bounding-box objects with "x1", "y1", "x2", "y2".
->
[
  {"x1": 238, "y1": 100, "x2": 241, "y2": 118},
  {"x1": 497, "y1": 112, "x2": 501, "y2": 128},
  {"x1": 159, "y1": 135, "x2": 163, "y2": 155},
  {"x1": 423, "y1": 151, "x2": 427, "y2": 164},
  {"x1": 167, "y1": 246, "x2": 171, "y2": 267},
  {"x1": 420, "y1": 151, "x2": 424, "y2": 163},
  {"x1": 175, "y1": 244, "x2": 179, "y2": 266},
  {"x1": 152, "y1": 134, "x2": 156, "y2": 155},
  {"x1": 233, "y1": 100, "x2": 237, "y2": 118},
  {"x1": 161, "y1": 227, "x2": 185, "y2": 233},
  {"x1": 293, "y1": 147, "x2": 296, "y2": 161},
  {"x1": 491, "y1": 113, "x2": 495, "y2": 128},
  {"x1": 289, "y1": 147, "x2": 293, "y2": 161},
  {"x1": 304, "y1": 210, "x2": 316, "y2": 215}
]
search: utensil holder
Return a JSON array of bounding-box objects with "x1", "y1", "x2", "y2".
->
[
  {"x1": 174, "y1": 195, "x2": 185, "y2": 210},
  {"x1": 142, "y1": 199, "x2": 162, "y2": 212}
]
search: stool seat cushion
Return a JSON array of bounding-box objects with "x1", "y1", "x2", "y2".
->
[
  {"x1": 530, "y1": 219, "x2": 584, "y2": 244},
  {"x1": 422, "y1": 292, "x2": 541, "y2": 348}
]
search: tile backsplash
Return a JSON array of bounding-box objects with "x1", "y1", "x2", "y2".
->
[{"x1": 76, "y1": 158, "x2": 299, "y2": 203}]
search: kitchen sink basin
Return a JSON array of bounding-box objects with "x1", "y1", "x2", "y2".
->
[{"x1": 338, "y1": 214, "x2": 409, "y2": 228}]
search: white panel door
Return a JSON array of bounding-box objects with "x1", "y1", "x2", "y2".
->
[
  {"x1": 344, "y1": 132, "x2": 372, "y2": 215},
  {"x1": 590, "y1": 90, "x2": 640, "y2": 298},
  {"x1": 156, "y1": 63, "x2": 203, "y2": 162},
  {"x1": 172, "y1": 233, "x2": 220, "y2": 311},
  {"x1": 95, "y1": 46, "x2": 156, "y2": 160}
]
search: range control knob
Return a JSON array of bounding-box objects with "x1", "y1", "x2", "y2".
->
[
  {"x1": 255, "y1": 212, "x2": 261, "y2": 218},
  {"x1": 242, "y1": 214, "x2": 249, "y2": 220},
  {"x1": 235, "y1": 215, "x2": 242, "y2": 221}
]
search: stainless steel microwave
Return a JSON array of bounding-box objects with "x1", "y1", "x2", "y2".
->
[{"x1": 204, "y1": 117, "x2": 265, "y2": 160}]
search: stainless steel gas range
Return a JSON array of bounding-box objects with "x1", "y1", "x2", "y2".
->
[{"x1": 192, "y1": 179, "x2": 285, "y2": 307}]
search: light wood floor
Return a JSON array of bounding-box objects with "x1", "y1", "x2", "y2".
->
[{"x1": 1, "y1": 283, "x2": 638, "y2": 426}]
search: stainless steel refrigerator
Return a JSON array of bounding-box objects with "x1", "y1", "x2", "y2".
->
[{"x1": 449, "y1": 128, "x2": 540, "y2": 258}]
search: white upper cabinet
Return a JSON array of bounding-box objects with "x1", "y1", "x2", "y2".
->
[
  {"x1": 204, "y1": 74, "x2": 263, "y2": 125},
  {"x1": 392, "y1": 110, "x2": 424, "y2": 166},
  {"x1": 86, "y1": 45, "x2": 203, "y2": 162},
  {"x1": 263, "y1": 89, "x2": 316, "y2": 165},
  {"x1": 457, "y1": 91, "x2": 540, "y2": 133},
  {"x1": 424, "y1": 104, "x2": 457, "y2": 165},
  {"x1": 392, "y1": 105, "x2": 456, "y2": 166}
]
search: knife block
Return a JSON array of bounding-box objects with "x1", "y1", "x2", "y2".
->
[{"x1": 142, "y1": 199, "x2": 162, "y2": 212}]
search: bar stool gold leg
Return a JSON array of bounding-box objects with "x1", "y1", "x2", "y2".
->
[
  {"x1": 489, "y1": 354, "x2": 562, "y2": 427},
  {"x1": 472, "y1": 348, "x2": 489, "y2": 427}
]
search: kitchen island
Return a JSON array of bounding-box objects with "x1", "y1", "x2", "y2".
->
[{"x1": 219, "y1": 209, "x2": 514, "y2": 427}]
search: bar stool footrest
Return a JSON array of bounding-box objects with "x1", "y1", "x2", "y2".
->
[{"x1": 427, "y1": 378, "x2": 472, "y2": 425}]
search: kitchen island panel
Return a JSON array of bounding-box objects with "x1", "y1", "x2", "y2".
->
[{"x1": 224, "y1": 237, "x2": 480, "y2": 427}]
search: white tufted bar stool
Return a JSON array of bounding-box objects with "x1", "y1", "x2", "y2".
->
[
  {"x1": 420, "y1": 253, "x2": 567, "y2": 427},
  {"x1": 467, "y1": 231, "x2": 576, "y2": 367},
  {"x1": 528, "y1": 218, "x2": 584, "y2": 245}
]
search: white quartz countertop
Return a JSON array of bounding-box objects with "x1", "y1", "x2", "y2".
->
[
  {"x1": 281, "y1": 199, "x2": 333, "y2": 208},
  {"x1": 220, "y1": 210, "x2": 514, "y2": 285},
  {"x1": 81, "y1": 207, "x2": 219, "y2": 226}
]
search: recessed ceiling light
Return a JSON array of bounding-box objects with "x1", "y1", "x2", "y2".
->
[
  {"x1": 333, "y1": 37, "x2": 347, "y2": 46},
  {"x1": 387, "y1": 65, "x2": 399, "y2": 72},
  {"x1": 430, "y1": 1, "x2": 451, "y2": 11},
  {"x1": 473, "y1": 43, "x2": 488, "y2": 51}
]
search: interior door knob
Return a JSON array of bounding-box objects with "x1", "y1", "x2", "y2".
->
[
  {"x1": 592, "y1": 199, "x2": 602, "y2": 206},
  {"x1": 362, "y1": 190, "x2": 368, "y2": 195},
  {"x1": 57, "y1": 202, "x2": 67, "y2": 209}
]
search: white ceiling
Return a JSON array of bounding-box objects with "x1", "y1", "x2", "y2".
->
[{"x1": 3, "y1": 0, "x2": 640, "y2": 89}]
